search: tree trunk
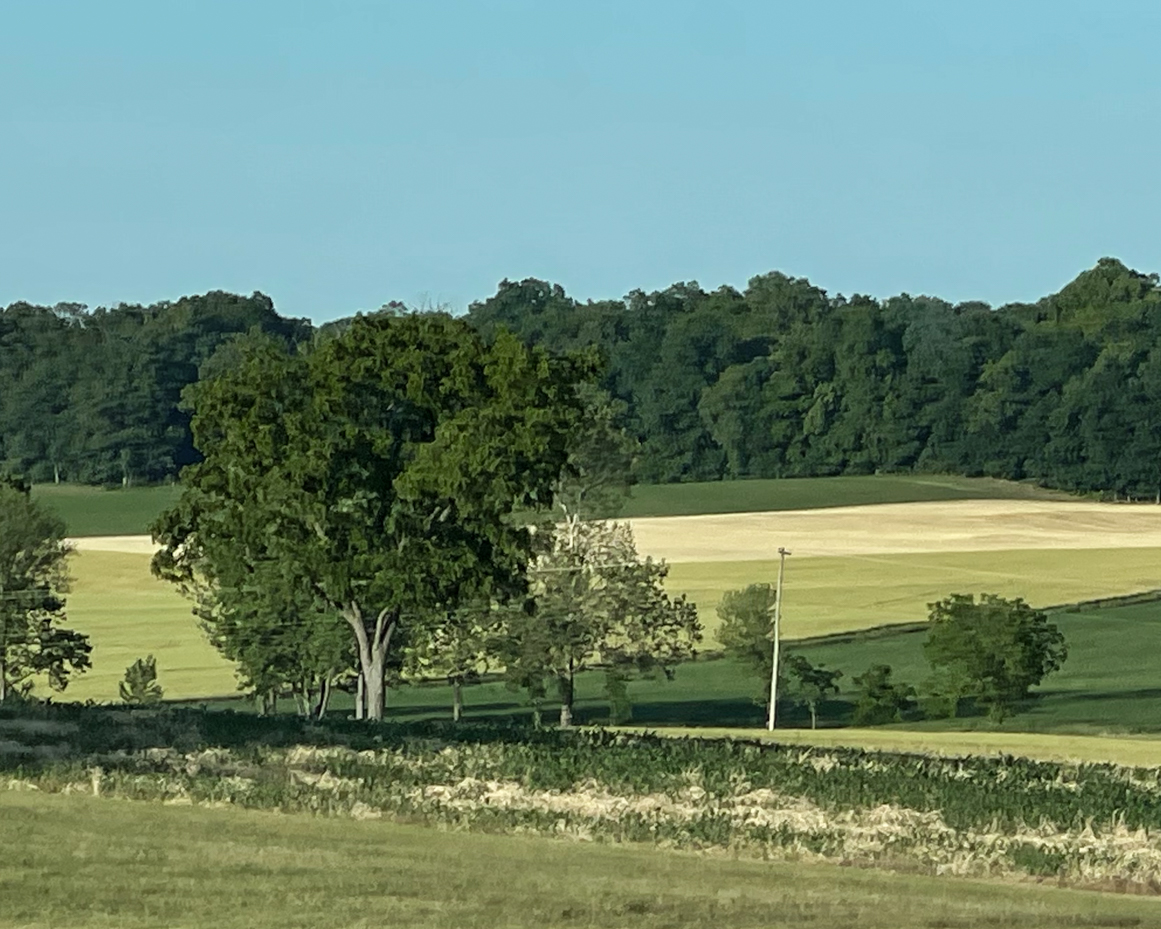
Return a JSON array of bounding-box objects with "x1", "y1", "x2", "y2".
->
[
  {"x1": 809, "y1": 702, "x2": 817, "y2": 730},
  {"x1": 313, "y1": 677, "x2": 332, "y2": 720},
  {"x1": 355, "y1": 673, "x2": 365, "y2": 720},
  {"x1": 558, "y1": 671, "x2": 574, "y2": 728},
  {"x1": 452, "y1": 678, "x2": 463, "y2": 723},
  {"x1": 0, "y1": 654, "x2": 6, "y2": 703},
  {"x1": 344, "y1": 603, "x2": 397, "y2": 723},
  {"x1": 53, "y1": 463, "x2": 60, "y2": 484}
]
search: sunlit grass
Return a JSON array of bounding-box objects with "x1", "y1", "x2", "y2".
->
[
  {"x1": 626, "y1": 725, "x2": 1161, "y2": 768},
  {"x1": 60, "y1": 550, "x2": 237, "y2": 702},
  {"x1": 4, "y1": 791, "x2": 1161, "y2": 929},
  {"x1": 669, "y1": 546, "x2": 1161, "y2": 644}
]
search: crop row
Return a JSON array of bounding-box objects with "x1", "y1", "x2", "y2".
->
[{"x1": 4, "y1": 705, "x2": 1161, "y2": 887}]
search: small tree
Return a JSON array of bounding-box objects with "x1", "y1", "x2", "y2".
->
[
  {"x1": 120, "y1": 655, "x2": 164, "y2": 705},
  {"x1": 405, "y1": 598, "x2": 502, "y2": 723},
  {"x1": 504, "y1": 517, "x2": 701, "y2": 727},
  {"x1": 852, "y1": 664, "x2": 913, "y2": 725},
  {"x1": 0, "y1": 479, "x2": 90, "y2": 701},
  {"x1": 783, "y1": 654, "x2": 842, "y2": 729},
  {"x1": 924, "y1": 593, "x2": 1067, "y2": 721},
  {"x1": 716, "y1": 583, "x2": 777, "y2": 679}
]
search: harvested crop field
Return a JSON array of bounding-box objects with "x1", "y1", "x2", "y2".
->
[{"x1": 628, "y1": 499, "x2": 1161, "y2": 561}]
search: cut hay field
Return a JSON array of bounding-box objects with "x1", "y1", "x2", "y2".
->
[
  {"x1": 51, "y1": 492, "x2": 1161, "y2": 701},
  {"x1": 8, "y1": 788, "x2": 1161, "y2": 929}
]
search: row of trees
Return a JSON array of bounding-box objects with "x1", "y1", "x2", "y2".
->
[
  {"x1": 468, "y1": 258, "x2": 1161, "y2": 496},
  {"x1": 0, "y1": 292, "x2": 309, "y2": 486},
  {"x1": 152, "y1": 312, "x2": 700, "y2": 723},
  {"x1": 5, "y1": 258, "x2": 1161, "y2": 498},
  {"x1": 719, "y1": 587, "x2": 1068, "y2": 725}
]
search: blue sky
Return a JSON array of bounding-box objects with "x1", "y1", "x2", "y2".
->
[{"x1": 3, "y1": 1, "x2": 1159, "y2": 321}]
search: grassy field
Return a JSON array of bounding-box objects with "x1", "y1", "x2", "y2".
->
[
  {"x1": 29, "y1": 475, "x2": 1066, "y2": 536},
  {"x1": 59, "y1": 545, "x2": 1161, "y2": 702},
  {"x1": 4, "y1": 791, "x2": 1161, "y2": 929},
  {"x1": 171, "y1": 600, "x2": 1161, "y2": 762},
  {"x1": 63, "y1": 550, "x2": 236, "y2": 702},
  {"x1": 32, "y1": 482, "x2": 181, "y2": 536},
  {"x1": 669, "y1": 546, "x2": 1161, "y2": 642},
  {"x1": 622, "y1": 474, "x2": 1072, "y2": 517}
]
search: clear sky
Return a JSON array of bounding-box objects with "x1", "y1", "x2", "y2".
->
[{"x1": 3, "y1": 1, "x2": 1159, "y2": 322}]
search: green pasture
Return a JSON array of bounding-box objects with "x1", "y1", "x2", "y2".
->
[
  {"x1": 669, "y1": 546, "x2": 1161, "y2": 644},
  {"x1": 181, "y1": 600, "x2": 1161, "y2": 756},
  {"x1": 621, "y1": 473, "x2": 1071, "y2": 517},
  {"x1": 27, "y1": 475, "x2": 1068, "y2": 538},
  {"x1": 57, "y1": 545, "x2": 1161, "y2": 705},
  {"x1": 32, "y1": 483, "x2": 181, "y2": 536},
  {"x1": 63, "y1": 550, "x2": 237, "y2": 702},
  {"x1": 4, "y1": 792, "x2": 1160, "y2": 929}
]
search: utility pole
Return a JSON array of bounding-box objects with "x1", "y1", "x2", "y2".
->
[{"x1": 767, "y1": 547, "x2": 791, "y2": 731}]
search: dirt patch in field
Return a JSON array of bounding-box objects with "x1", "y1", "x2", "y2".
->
[{"x1": 628, "y1": 500, "x2": 1161, "y2": 562}]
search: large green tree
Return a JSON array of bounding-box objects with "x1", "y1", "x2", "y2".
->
[
  {"x1": 154, "y1": 313, "x2": 590, "y2": 720},
  {"x1": 0, "y1": 480, "x2": 90, "y2": 701},
  {"x1": 923, "y1": 593, "x2": 1068, "y2": 721}
]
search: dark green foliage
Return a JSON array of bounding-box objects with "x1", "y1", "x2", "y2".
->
[
  {"x1": 154, "y1": 312, "x2": 592, "y2": 721},
  {"x1": 465, "y1": 259, "x2": 1161, "y2": 497},
  {"x1": 119, "y1": 654, "x2": 163, "y2": 705},
  {"x1": 782, "y1": 655, "x2": 842, "y2": 729},
  {"x1": 0, "y1": 482, "x2": 90, "y2": 700},
  {"x1": 10, "y1": 702, "x2": 1161, "y2": 844},
  {"x1": 716, "y1": 583, "x2": 776, "y2": 679},
  {"x1": 851, "y1": 664, "x2": 914, "y2": 725},
  {"x1": 0, "y1": 292, "x2": 309, "y2": 485},
  {"x1": 924, "y1": 594, "x2": 1068, "y2": 722}
]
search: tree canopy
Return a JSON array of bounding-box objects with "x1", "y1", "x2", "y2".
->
[
  {"x1": 153, "y1": 313, "x2": 592, "y2": 720},
  {"x1": 923, "y1": 593, "x2": 1068, "y2": 721},
  {"x1": 0, "y1": 480, "x2": 90, "y2": 701},
  {"x1": 6, "y1": 259, "x2": 1161, "y2": 500}
]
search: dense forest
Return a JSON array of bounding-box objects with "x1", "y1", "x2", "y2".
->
[{"x1": 3, "y1": 258, "x2": 1161, "y2": 497}]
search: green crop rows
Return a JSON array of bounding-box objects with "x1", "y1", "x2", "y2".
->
[{"x1": 7, "y1": 704, "x2": 1161, "y2": 889}]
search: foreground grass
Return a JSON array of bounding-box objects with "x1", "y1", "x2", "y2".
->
[
  {"x1": 4, "y1": 792, "x2": 1157, "y2": 929},
  {"x1": 32, "y1": 482, "x2": 181, "y2": 537},
  {"x1": 622, "y1": 474, "x2": 1072, "y2": 517},
  {"x1": 669, "y1": 547, "x2": 1161, "y2": 642}
]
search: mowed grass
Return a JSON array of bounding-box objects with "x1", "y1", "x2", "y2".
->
[
  {"x1": 62, "y1": 550, "x2": 237, "y2": 702},
  {"x1": 4, "y1": 792, "x2": 1161, "y2": 929},
  {"x1": 57, "y1": 546, "x2": 1161, "y2": 705},
  {"x1": 32, "y1": 482, "x2": 181, "y2": 536},
  {"x1": 669, "y1": 547, "x2": 1161, "y2": 644},
  {"x1": 622, "y1": 474, "x2": 1072, "y2": 517}
]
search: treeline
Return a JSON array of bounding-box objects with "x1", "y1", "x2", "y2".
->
[
  {"x1": 5, "y1": 258, "x2": 1161, "y2": 495},
  {"x1": 0, "y1": 292, "x2": 309, "y2": 485},
  {"x1": 468, "y1": 258, "x2": 1161, "y2": 496}
]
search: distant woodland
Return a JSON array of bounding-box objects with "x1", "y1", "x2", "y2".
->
[{"x1": 4, "y1": 258, "x2": 1161, "y2": 497}]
